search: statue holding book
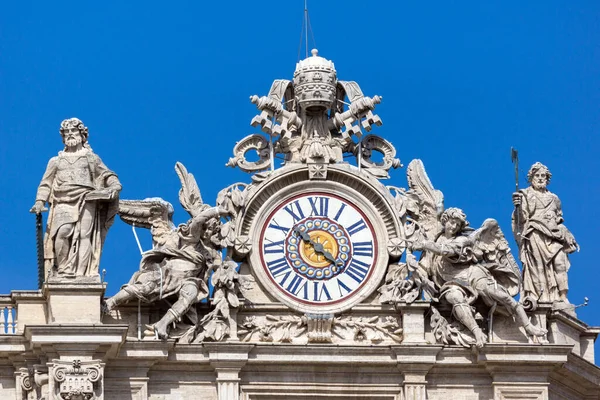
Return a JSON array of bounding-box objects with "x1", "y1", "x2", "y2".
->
[{"x1": 30, "y1": 118, "x2": 121, "y2": 279}]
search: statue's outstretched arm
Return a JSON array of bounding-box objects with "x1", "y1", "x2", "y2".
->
[
  {"x1": 187, "y1": 206, "x2": 223, "y2": 234},
  {"x1": 415, "y1": 239, "x2": 459, "y2": 257}
]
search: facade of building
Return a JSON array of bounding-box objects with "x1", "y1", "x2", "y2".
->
[{"x1": 0, "y1": 50, "x2": 598, "y2": 400}]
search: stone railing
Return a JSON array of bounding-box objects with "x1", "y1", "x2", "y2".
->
[{"x1": 0, "y1": 295, "x2": 17, "y2": 334}]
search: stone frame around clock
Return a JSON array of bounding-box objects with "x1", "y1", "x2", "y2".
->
[{"x1": 239, "y1": 164, "x2": 402, "y2": 314}]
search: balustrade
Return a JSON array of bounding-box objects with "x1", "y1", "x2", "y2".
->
[{"x1": 0, "y1": 296, "x2": 17, "y2": 334}]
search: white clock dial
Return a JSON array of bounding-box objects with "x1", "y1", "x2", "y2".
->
[{"x1": 259, "y1": 192, "x2": 378, "y2": 307}]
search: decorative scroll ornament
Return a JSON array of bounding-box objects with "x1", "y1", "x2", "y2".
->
[
  {"x1": 19, "y1": 368, "x2": 34, "y2": 400},
  {"x1": 19, "y1": 365, "x2": 48, "y2": 400},
  {"x1": 359, "y1": 134, "x2": 402, "y2": 179},
  {"x1": 52, "y1": 360, "x2": 102, "y2": 400},
  {"x1": 225, "y1": 134, "x2": 271, "y2": 173}
]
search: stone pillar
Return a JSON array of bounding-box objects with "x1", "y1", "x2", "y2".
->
[
  {"x1": 12, "y1": 291, "x2": 46, "y2": 332},
  {"x1": 394, "y1": 301, "x2": 429, "y2": 344},
  {"x1": 392, "y1": 346, "x2": 440, "y2": 400},
  {"x1": 216, "y1": 367, "x2": 242, "y2": 400},
  {"x1": 487, "y1": 365, "x2": 555, "y2": 400},
  {"x1": 480, "y1": 344, "x2": 570, "y2": 400},
  {"x1": 23, "y1": 325, "x2": 128, "y2": 400},
  {"x1": 206, "y1": 343, "x2": 254, "y2": 400},
  {"x1": 13, "y1": 359, "x2": 47, "y2": 400},
  {"x1": 43, "y1": 281, "x2": 106, "y2": 324},
  {"x1": 402, "y1": 371, "x2": 427, "y2": 400}
]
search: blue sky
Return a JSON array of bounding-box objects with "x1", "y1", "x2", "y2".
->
[{"x1": 1, "y1": 1, "x2": 599, "y2": 355}]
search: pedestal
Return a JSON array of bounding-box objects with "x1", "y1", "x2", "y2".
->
[
  {"x1": 43, "y1": 281, "x2": 106, "y2": 324},
  {"x1": 394, "y1": 301, "x2": 430, "y2": 344}
]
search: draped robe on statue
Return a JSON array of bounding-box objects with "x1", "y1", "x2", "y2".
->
[
  {"x1": 35, "y1": 149, "x2": 120, "y2": 278},
  {"x1": 513, "y1": 187, "x2": 576, "y2": 302}
]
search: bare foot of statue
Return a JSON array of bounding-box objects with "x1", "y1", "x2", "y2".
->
[
  {"x1": 473, "y1": 327, "x2": 487, "y2": 348},
  {"x1": 524, "y1": 322, "x2": 547, "y2": 337}
]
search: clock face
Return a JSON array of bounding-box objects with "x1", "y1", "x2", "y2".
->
[{"x1": 259, "y1": 192, "x2": 378, "y2": 309}]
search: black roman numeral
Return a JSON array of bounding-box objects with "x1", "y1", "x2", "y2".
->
[
  {"x1": 283, "y1": 200, "x2": 305, "y2": 222},
  {"x1": 263, "y1": 240, "x2": 284, "y2": 254},
  {"x1": 345, "y1": 259, "x2": 370, "y2": 283},
  {"x1": 347, "y1": 219, "x2": 367, "y2": 236},
  {"x1": 286, "y1": 275, "x2": 308, "y2": 299},
  {"x1": 266, "y1": 257, "x2": 291, "y2": 277},
  {"x1": 308, "y1": 196, "x2": 329, "y2": 217},
  {"x1": 313, "y1": 281, "x2": 332, "y2": 301},
  {"x1": 352, "y1": 241, "x2": 373, "y2": 257},
  {"x1": 333, "y1": 203, "x2": 347, "y2": 221},
  {"x1": 268, "y1": 220, "x2": 290, "y2": 234}
]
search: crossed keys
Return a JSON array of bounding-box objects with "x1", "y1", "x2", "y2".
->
[{"x1": 249, "y1": 95, "x2": 301, "y2": 138}]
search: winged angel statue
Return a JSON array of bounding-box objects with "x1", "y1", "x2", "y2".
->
[
  {"x1": 380, "y1": 160, "x2": 547, "y2": 347},
  {"x1": 103, "y1": 162, "x2": 251, "y2": 341}
]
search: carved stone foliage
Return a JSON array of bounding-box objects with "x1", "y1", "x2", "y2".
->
[
  {"x1": 429, "y1": 306, "x2": 477, "y2": 347},
  {"x1": 238, "y1": 313, "x2": 402, "y2": 344},
  {"x1": 334, "y1": 315, "x2": 403, "y2": 343},
  {"x1": 51, "y1": 360, "x2": 102, "y2": 400},
  {"x1": 180, "y1": 258, "x2": 254, "y2": 343},
  {"x1": 239, "y1": 314, "x2": 307, "y2": 343},
  {"x1": 378, "y1": 263, "x2": 424, "y2": 304}
]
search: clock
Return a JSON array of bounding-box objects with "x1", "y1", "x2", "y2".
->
[
  {"x1": 260, "y1": 192, "x2": 377, "y2": 310},
  {"x1": 240, "y1": 165, "x2": 398, "y2": 314}
]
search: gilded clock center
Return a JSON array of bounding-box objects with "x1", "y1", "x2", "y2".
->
[
  {"x1": 300, "y1": 230, "x2": 339, "y2": 267},
  {"x1": 283, "y1": 217, "x2": 352, "y2": 280}
]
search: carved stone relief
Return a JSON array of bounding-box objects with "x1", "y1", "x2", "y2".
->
[
  {"x1": 238, "y1": 312, "x2": 402, "y2": 344},
  {"x1": 50, "y1": 360, "x2": 103, "y2": 400}
]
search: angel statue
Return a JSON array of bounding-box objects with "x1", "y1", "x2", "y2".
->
[
  {"x1": 383, "y1": 160, "x2": 547, "y2": 348},
  {"x1": 103, "y1": 163, "x2": 226, "y2": 339}
]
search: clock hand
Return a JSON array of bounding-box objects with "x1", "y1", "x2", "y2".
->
[
  {"x1": 294, "y1": 227, "x2": 344, "y2": 266},
  {"x1": 311, "y1": 242, "x2": 337, "y2": 264},
  {"x1": 293, "y1": 227, "x2": 311, "y2": 242}
]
